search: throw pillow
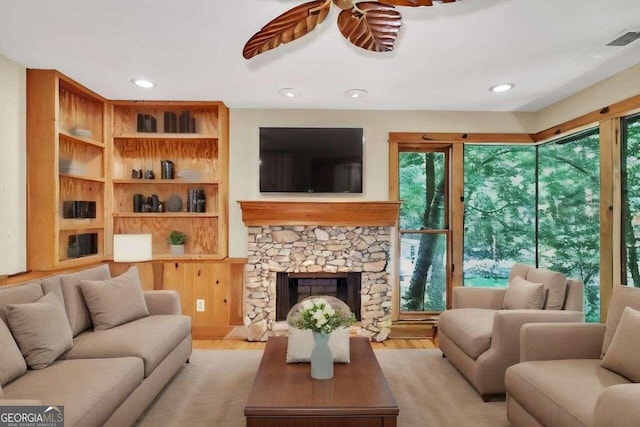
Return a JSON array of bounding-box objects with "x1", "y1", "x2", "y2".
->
[
  {"x1": 601, "y1": 306, "x2": 640, "y2": 382},
  {"x1": 59, "y1": 264, "x2": 111, "y2": 336},
  {"x1": 526, "y1": 268, "x2": 567, "y2": 310},
  {"x1": 7, "y1": 292, "x2": 74, "y2": 369},
  {"x1": 602, "y1": 285, "x2": 640, "y2": 357},
  {"x1": 286, "y1": 326, "x2": 350, "y2": 363},
  {"x1": 0, "y1": 320, "x2": 27, "y2": 385},
  {"x1": 80, "y1": 266, "x2": 150, "y2": 330},
  {"x1": 503, "y1": 276, "x2": 545, "y2": 310}
]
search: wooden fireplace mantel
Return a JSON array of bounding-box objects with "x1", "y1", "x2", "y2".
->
[{"x1": 237, "y1": 201, "x2": 400, "y2": 226}]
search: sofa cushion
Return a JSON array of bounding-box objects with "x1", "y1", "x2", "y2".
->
[
  {"x1": 503, "y1": 277, "x2": 545, "y2": 309},
  {"x1": 2, "y1": 357, "x2": 143, "y2": 427},
  {"x1": 438, "y1": 308, "x2": 495, "y2": 359},
  {"x1": 7, "y1": 292, "x2": 74, "y2": 369},
  {"x1": 63, "y1": 314, "x2": 190, "y2": 377},
  {"x1": 506, "y1": 359, "x2": 630, "y2": 427},
  {"x1": 59, "y1": 264, "x2": 111, "y2": 336},
  {"x1": 80, "y1": 266, "x2": 149, "y2": 330},
  {"x1": 0, "y1": 281, "x2": 43, "y2": 324},
  {"x1": 602, "y1": 285, "x2": 640, "y2": 357},
  {"x1": 601, "y1": 306, "x2": 640, "y2": 382},
  {"x1": 41, "y1": 276, "x2": 66, "y2": 311},
  {"x1": 0, "y1": 319, "x2": 26, "y2": 385},
  {"x1": 526, "y1": 268, "x2": 566, "y2": 310}
]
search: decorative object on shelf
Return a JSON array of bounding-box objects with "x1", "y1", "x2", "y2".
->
[
  {"x1": 59, "y1": 158, "x2": 87, "y2": 176},
  {"x1": 137, "y1": 113, "x2": 157, "y2": 133},
  {"x1": 113, "y1": 234, "x2": 152, "y2": 262},
  {"x1": 68, "y1": 233, "x2": 98, "y2": 259},
  {"x1": 161, "y1": 160, "x2": 175, "y2": 179},
  {"x1": 166, "y1": 194, "x2": 183, "y2": 212},
  {"x1": 131, "y1": 169, "x2": 143, "y2": 179},
  {"x1": 133, "y1": 194, "x2": 143, "y2": 213},
  {"x1": 70, "y1": 128, "x2": 92, "y2": 138},
  {"x1": 178, "y1": 110, "x2": 196, "y2": 133},
  {"x1": 243, "y1": 0, "x2": 460, "y2": 59},
  {"x1": 187, "y1": 189, "x2": 206, "y2": 212},
  {"x1": 167, "y1": 231, "x2": 187, "y2": 256},
  {"x1": 150, "y1": 194, "x2": 161, "y2": 212},
  {"x1": 287, "y1": 296, "x2": 356, "y2": 379},
  {"x1": 63, "y1": 201, "x2": 96, "y2": 219},
  {"x1": 144, "y1": 170, "x2": 155, "y2": 180},
  {"x1": 163, "y1": 112, "x2": 178, "y2": 133},
  {"x1": 176, "y1": 169, "x2": 203, "y2": 180}
]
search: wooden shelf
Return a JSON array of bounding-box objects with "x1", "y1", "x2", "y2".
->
[
  {"x1": 112, "y1": 179, "x2": 218, "y2": 185},
  {"x1": 59, "y1": 173, "x2": 105, "y2": 183},
  {"x1": 238, "y1": 201, "x2": 401, "y2": 226},
  {"x1": 113, "y1": 133, "x2": 217, "y2": 140},
  {"x1": 57, "y1": 254, "x2": 105, "y2": 268},
  {"x1": 113, "y1": 212, "x2": 218, "y2": 218},
  {"x1": 59, "y1": 129, "x2": 105, "y2": 148},
  {"x1": 150, "y1": 253, "x2": 226, "y2": 261},
  {"x1": 59, "y1": 221, "x2": 104, "y2": 231}
]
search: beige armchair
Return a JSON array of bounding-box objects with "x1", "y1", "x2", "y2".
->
[
  {"x1": 505, "y1": 285, "x2": 640, "y2": 427},
  {"x1": 438, "y1": 264, "x2": 584, "y2": 401}
]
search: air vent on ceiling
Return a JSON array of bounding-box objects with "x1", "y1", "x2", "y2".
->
[{"x1": 606, "y1": 31, "x2": 640, "y2": 47}]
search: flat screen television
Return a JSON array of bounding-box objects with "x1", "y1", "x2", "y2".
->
[{"x1": 259, "y1": 127, "x2": 363, "y2": 193}]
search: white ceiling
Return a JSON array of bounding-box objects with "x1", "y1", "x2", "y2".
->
[{"x1": 1, "y1": 0, "x2": 640, "y2": 112}]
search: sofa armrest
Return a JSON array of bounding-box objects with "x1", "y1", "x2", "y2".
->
[
  {"x1": 520, "y1": 322, "x2": 605, "y2": 362},
  {"x1": 452, "y1": 287, "x2": 507, "y2": 309},
  {"x1": 475, "y1": 310, "x2": 584, "y2": 389},
  {"x1": 143, "y1": 290, "x2": 182, "y2": 315},
  {"x1": 594, "y1": 384, "x2": 640, "y2": 427},
  {"x1": 0, "y1": 400, "x2": 43, "y2": 405}
]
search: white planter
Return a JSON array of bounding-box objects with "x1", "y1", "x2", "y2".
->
[{"x1": 170, "y1": 244, "x2": 185, "y2": 256}]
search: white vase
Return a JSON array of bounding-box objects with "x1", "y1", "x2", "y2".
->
[
  {"x1": 310, "y1": 331, "x2": 333, "y2": 379},
  {"x1": 170, "y1": 244, "x2": 184, "y2": 256}
]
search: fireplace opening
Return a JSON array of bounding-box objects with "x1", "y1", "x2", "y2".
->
[{"x1": 276, "y1": 272, "x2": 361, "y2": 321}]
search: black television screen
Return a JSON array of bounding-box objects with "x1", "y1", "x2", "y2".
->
[{"x1": 259, "y1": 127, "x2": 363, "y2": 193}]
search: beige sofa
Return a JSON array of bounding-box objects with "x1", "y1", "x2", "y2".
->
[
  {"x1": 0, "y1": 264, "x2": 192, "y2": 426},
  {"x1": 506, "y1": 285, "x2": 640, "y2": 427},
  {"x1": 438, "y1": 264, "x2": 584, "y2": 400}
]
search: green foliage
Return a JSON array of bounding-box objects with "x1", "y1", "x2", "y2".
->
[
  {"x1": 623, "y1": 116, "x2": 640, "y2": 287},
  {"x1": 167, "y1": 230, "x2": 187, "y2": 245},
  {"x1": 289, "y1": 298, "x2": 356, "y2": 336}
]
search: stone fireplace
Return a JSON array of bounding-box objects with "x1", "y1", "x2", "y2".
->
[{"x1": 244, "y1": 225, "x2": 392, "y2": 341}]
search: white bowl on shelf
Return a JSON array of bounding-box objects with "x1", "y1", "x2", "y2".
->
[{"x1": 70, "y1": 128, "x2": 92, "y2": 138}]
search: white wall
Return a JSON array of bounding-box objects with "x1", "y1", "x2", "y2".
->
[
  {"x1": 0, "y1": 55, "x2": 26, "y2": 275},
  {"x1": 229, "y1": 109, "x2": 536, "y2": 257},
  {"x1": 535, "y1": 64, "x2": 640, "y2": 131}
]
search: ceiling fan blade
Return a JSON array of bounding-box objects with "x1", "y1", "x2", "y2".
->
[
  {"x1": 337, "y1": 2, "x2": 402, "y2": 53},
  {"x1": 377, "y1": 0, "x2": 460, "y2": 5},
  {"x1": 376, "y1": 0, "x2": 434, "y2": 6},
  {"x1": 243, "y1": 0, "x2": 331, "y2": 59}
]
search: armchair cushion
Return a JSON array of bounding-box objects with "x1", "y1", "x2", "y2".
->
[
  {"x1": 602, "y1": 285, "x2": 640, "y2": 357},
  {"x1": 506, "y1": 359, "x2": 630, "y2": 427},
  {"x1": 601, "y1": 306, "x2": 640, "y2": 382},
  {"x1": 510, "y1": 264, "x2": 566, "y2": 310},
  {"x1": 438, "y1": 308, "x2": 495, "y2": 359},
  {"x1": 503, "y1": 277, "x2": 545, "y2": 310}
]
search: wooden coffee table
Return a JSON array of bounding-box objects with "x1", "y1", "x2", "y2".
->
[{"x1": 244, "y1": 336, "x2": 399, "y2": 427}]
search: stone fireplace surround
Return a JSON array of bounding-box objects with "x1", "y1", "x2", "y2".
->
[{"x1": 244, "y1": 225, "x2": 393, "y2": 341}]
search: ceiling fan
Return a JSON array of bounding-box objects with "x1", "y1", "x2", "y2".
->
[{"x1": 243, "y1": 0, "x2": 460, "y2": 59}]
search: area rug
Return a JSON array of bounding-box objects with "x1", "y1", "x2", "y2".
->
[{"x1": 136, "y1": 348, "x2": 509, "y2": 426}]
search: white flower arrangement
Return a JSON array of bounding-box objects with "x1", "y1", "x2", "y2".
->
[{"x1": 290, "y1": 297, "x2": 355, "y2": 336}]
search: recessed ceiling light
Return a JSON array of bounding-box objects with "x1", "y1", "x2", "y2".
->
[
  {"x1": 131, "y1": 78, "x2": 156, "y2": 89},
  {"x1": 278, "y1": 88, "x2": 300, "y2": 98},
  {"x1": 489, "y1": 83, "x2": 515, "y2": 93},
  {"x1": 345, "y1": 89, "x2": 368, "y2": 99}
]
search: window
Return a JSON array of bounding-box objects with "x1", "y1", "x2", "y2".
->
[{"x1": 622, "y1": 113, "x2": 640, "y2": 287}]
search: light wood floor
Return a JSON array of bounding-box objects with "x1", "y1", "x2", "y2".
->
[{"x1": 193, "y1": 338, "x2": 437, "y2": 350}]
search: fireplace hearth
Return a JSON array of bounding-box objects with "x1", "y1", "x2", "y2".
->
[{"x1": 276, "y1": 272, "x2": 361, "y2": 321}]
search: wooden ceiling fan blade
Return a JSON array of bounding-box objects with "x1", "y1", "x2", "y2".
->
[
  {"x1": 243, "y1": 0, "x2": 331, "y2": 59},
  {"x1": 337, "y1": 2, "x2": 402, "y2": 53},
  {"x1": 377, "y1": 0, "x2": 434, "y2": 6}
]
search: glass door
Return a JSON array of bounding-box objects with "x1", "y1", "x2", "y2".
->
[{"x1": 398, "y1": 148, "x2": 450, "y2": 314}]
